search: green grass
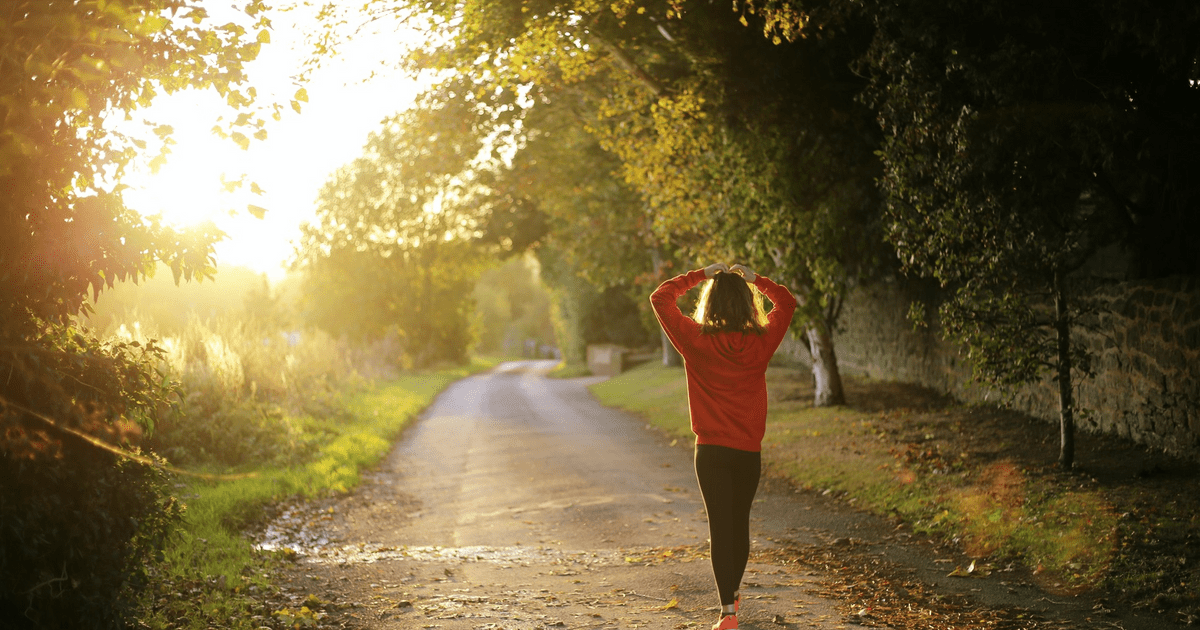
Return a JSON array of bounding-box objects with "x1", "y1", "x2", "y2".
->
[
  {"x1": 589, "y1": 361, "x2": 690, "y2": 434},
  {"x1": 590, "y1": 361, "x2": 1125, "y2": 594},
  {"x1": 138, "y1": 358, "x2": 497, "y2": 629},
  {"x1": 546, "y1": 360, "x2": 593, "y2": 378}
]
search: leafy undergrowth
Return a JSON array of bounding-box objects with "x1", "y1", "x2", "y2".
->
[
  {"x1": 591, "y1": 361, "x2": 1200, "y2": 624},
  {"x1": 135, "y1": 359, "x2": 497, "y2": 630}
]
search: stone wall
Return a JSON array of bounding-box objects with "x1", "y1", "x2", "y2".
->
[{"x1": 783, "y1": 276, "x2": 1200, "y2": 459}]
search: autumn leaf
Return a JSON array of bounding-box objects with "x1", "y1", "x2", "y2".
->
[{"x1": 947, "y1": 565, "x2": 971, "y2": 577}]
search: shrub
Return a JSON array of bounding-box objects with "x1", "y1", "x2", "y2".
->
[
  {"x1": 131, "y1": 313, "x2": 372, "y2": 469},
  {"x1": 0, "y1": 448, "x2": 182, "y2": 629},
  {"x1": 0, "y1": 324, "x2": 183, "y2": 629}
]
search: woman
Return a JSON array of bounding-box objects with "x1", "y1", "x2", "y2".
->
[{"x1": 650, "y1": 262, "x2": 797, "y2": 630}]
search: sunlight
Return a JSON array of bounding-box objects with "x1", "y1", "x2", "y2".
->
[
  {"x1": 122, "y1": 100, "x2": 242, "y2": 229},
  {"x1": 118, "y1": 3, "x2": 429, "y2": 280}
]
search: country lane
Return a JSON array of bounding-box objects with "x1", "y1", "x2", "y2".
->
[
  {"x1": 258, "y1": 360, "x2": 1128, "y2": 630},
  {"x1": 259, "y1": 360, "x2": 846, "y2": 629}
]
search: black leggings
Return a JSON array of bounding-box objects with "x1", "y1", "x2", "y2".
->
[{"x1": 694, "y1": 443, "x2": 761, "y2": 607}]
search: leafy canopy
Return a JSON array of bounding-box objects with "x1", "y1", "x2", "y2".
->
[
  {"x1": 294, "y1": 83, "x2": 501, "y2": 365},
  {"x1": 2, "y1": 0, "x2": 273, "y2": 327}
]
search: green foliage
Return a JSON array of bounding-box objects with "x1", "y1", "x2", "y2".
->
[
  {"x1": 320, "y1": 0, "x2": 885, "y2": 404},
  {"x1": 1, "y1": 1, "x2": 272, "y2": 626},
  {"x1": 536, "y1": 247, "x2": 656, "y2": 366},
  {"x1": 91, "y1": 303, "x2": 363, "y2": 470},
  {"x1": 578, "y1": 7, "x2": 883, "y2": 320},
  {"x1": 299, "y1": 245, "x2": 479, "y2": 368},
  {"x1": 87, "y1": 265, "x2": 282, "y2": 335},
  {"x1": 825, "y1": 0, "x2": 1200, "y2": 463},
  {"x1": 0, "y1": 450, "x2": 183, "y2": 629},
  {"x1": 295, "y1": 85, "x2": 497, "y2": 367},
  {"x1": 862, "y1": 0, "x2": 1200, "y2": 275},
  {"x1": 0, "y1": 323, "x2": 183, "y2": 628},
  {"x1": 586, "y1": 286, "x2": 657, "y2": 348},
  {"x1": 1, "y1": 0, "x2": 270, "y2": 326},
  {"x1": 481, "y1": 95, "x2": 666, "y2": 362},
  {"x1": 544, "y1": 270, "x2": 595, "y2": 366},
  {"x1": 473, "y1": 254, "x2": 556, "y2": 356},
  {"x1": 498, "y1": 96, "x2": 658, "y2": 290}
]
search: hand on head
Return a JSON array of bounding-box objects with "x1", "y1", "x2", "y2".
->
[
  {"x1": 703, "y1": 262, "x2": 730, "y2": 279},
  {"x1": 703, "y1": 263, "x2": 757, "y2": 283},
  {"x1": 730, "y1": 264, "x2": 756, "y2": 283}
]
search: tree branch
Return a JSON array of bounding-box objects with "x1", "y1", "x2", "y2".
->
[
  {"x1": 586, "y1": 31, "x2": 664, "y2": 98},
  {"x1": 0, "y1": 396, "x2": 256, "y2": 480}
]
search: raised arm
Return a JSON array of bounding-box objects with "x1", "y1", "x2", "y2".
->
[
  {"x1": 753, "y1": 274, "x2": 798, "y2": 350},
  {"x1": 650, "y1": 268, "x2": 707, "y2": 354}
]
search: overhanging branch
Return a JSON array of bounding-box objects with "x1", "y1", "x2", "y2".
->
[{"x1": 586, "y1": 31, "x2": 664, "y2": 98}]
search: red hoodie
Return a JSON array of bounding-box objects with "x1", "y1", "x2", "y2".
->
[{"x1": 650, "y1": 269, "x2": 798, "y2": 452}]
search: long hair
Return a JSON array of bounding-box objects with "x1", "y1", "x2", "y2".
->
[{"x1": 692, "y1": 271, "x2": 768, "y2": 335}]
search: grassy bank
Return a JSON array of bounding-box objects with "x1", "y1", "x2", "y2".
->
[
  {"x1": 590, "y1": 361, "x2": 1200, "y2": 622},
  {"x1": 138, "y1": 359, "x2": 495, "y2": 629}
]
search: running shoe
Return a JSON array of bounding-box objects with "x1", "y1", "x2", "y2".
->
[{"x1": 712, "y1": 614, "x2": 737, "y2": 630}]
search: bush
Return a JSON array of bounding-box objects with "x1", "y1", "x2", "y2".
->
[
  {"x1": 0, "y1": 445, "x2": 182, "y2": 629},
  {"x1": 127, "y1": 314, "x2": 366, "y2": 470},
  {"x1": 1, "y1": 321, "x2": 185, "y2": 629}
]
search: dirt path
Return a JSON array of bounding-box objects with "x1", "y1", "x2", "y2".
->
[{"x1": 259, "y1": 361, "x2": 1172, "y2": 630}]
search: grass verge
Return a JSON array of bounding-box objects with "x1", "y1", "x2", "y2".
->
[
  {"x1": 136, "y1": 358, "x2": 498, "y2": 629},
  {"x1": 590, "y1": 361, "x2": 1200, "y2": 622},
  {"x1": 547, "y1": 361, "x2": 593, "y2": 379}
]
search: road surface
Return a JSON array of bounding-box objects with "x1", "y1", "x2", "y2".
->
[{"x1": 259, "y1": 360, "x2": 1154, "y2": 629}]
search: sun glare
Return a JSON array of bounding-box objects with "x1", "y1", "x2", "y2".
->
[
  {"x1": 118, "y1": 5, "x2": 428, "y2": 281},
  {"x1": 123, "y1": 117, "x2": 243, "y2": 230}
]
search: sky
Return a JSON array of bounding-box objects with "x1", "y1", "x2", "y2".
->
[{"x1": 120, "y1": 5, "x2": 426, "y2": 282}]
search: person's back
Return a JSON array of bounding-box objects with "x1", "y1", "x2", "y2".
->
[{"x1": 650, "y1": 264, "x2": 796, "y2": 451}]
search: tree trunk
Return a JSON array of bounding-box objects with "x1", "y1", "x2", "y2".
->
[
  {"x1": 661, "y1": 328, "x2": 682, "y2": 367},
  {"x1": 806, "y1": 323, "x2": 845, "y2": 406},
  {"x1": 769, "y1": 259, "x2": 847, "y2": 408},
  {"x1": 1054, "y1": 271, "x2": 1075, "y2": 468}
]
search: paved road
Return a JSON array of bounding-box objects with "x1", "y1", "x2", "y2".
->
[
  {"x1": 264, "y1": 360, "x2": 850, "y2": 629},
  {"x1": 262, "y1": 360, "x2": 1162, "y2": 629}
]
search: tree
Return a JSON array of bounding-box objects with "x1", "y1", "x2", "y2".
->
[
  {"x1": 579, "y1": 4, "x2": 883, "y2": 403},
  {"x1": 0, "y1": 0, "x2": 269, "y2": 624},
  {"x1": 473, "y1": 254, "x2": 556, "y2": 356},
  {"x1": 325, "y1": 0, "x2": 885, "y2": 403},
  {"x1": 294, "y1": 83, "x2": 495, "y2": 366},
  {"x1": 845, "y1": 0, "x2": 1200, "y2": 466},
  {"x1": 484, "y1": 94, "x2": 667, "y2": 366}
]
